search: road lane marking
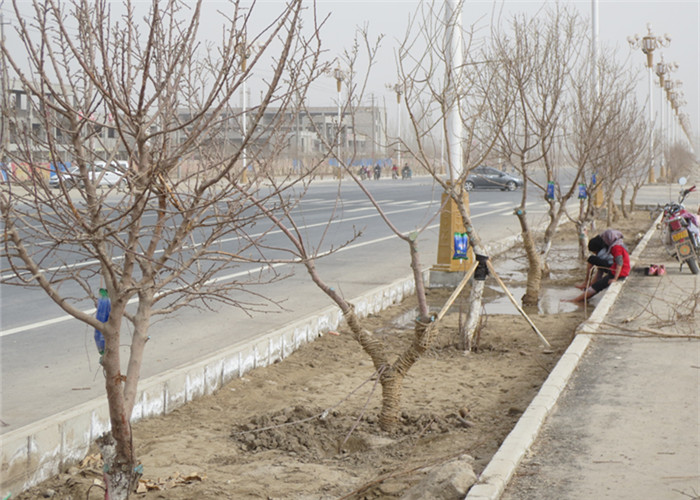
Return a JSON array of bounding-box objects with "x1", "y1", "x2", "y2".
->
[
  {"x1": 346, "y1": 207, "x2": 378, "y2": 213},
  {"x1": 1, "y1": 202, "x2": 525, "y2": 337},
  {"x1": 1, "y1": 223, "x2": 440, "y2": 337}
]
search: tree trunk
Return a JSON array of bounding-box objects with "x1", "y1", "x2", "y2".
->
[
  {"x1": 619, "y1": 187, "x2": 628, "y2": 218},
  {"x1": 464, "y1": 280, "x2": 485, "y2": 350},
  {"x1": 576, "y1": 221, "x2": 588, "y2": 261},
  {"x1": 99, "y1": 306, "x2": 140, "y2": 499},
  {"x1": 540, "y1": 200, "x2": 557, "y2": 265},
  {"x1": 540, "y1": 201, "x2": 565, "y2": 277},
  {"x1": 629, "y1": 186, "x2": 640, "y2": 212},
  {"x1": 97, "y1": 433, "x2": 140, "y2": 500},
  {"x1": 378, "y1": 314, "x2": 437, "y2": 430},
  {"x1": 453, "y1": 197, "x2": 487, "y2": 352},
  {"x1": 515, "y1": 211, "x2": 542, "y2": 307},
  {"x1": 378, "y1": 370, "x2": 405, "y2": 431}
]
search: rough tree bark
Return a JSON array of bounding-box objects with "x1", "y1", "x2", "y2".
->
[{"x1": 515, "y1": 209, "x2": 543, "y2": 307}]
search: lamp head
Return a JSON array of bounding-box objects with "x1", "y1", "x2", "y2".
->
[{"x1": 655, "y1": 60, "x2": 666, "y2": 78}]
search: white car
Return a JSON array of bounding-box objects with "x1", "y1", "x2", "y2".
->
[{"x1": 50, "y1": 161, "x2": 129, "y2": 189}]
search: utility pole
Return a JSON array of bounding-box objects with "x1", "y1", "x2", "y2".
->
[
  {"x1": 333, "y1": 66, "x2": 345, "y2": 178},
  {"x1": 386, "y1": 83, "x2": 403, "y2": 168},
  {"x1": 370, "y1": 93, "x2": 376, "y2": 164},
  {"x1": 431, "y1": 0, "x2": 472, "y2": 278},
  {"x1": 0, "y1": 13, "x2": 10, "y2": 181},
  {"x1": 240, "y1": 39, "x2": 249, "y2": 183}
]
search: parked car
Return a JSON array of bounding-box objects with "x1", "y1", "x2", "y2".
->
[
  {"x1": 50, "y1": 161, "x2": 129, "y2": 189},
  {"x1": 465, "y1": 165, "x2": 523, "y2": 191}
]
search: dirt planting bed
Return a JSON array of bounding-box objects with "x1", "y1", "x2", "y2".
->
[{"x1": 15, "y1": 212, "x2": 651, "y2": 500}]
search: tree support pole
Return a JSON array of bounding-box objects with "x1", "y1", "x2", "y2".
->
[{"x1": 486, "y1": 260, "x2": 551, "y2": 348}]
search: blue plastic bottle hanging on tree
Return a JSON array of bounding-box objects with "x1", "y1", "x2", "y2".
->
[
  {"x1": 546, "y1": 181, "x2": 555, "y2": 200},
  {"x1": 578, "y1": 183, "x2": 587, "y2": 199},
  {"x1": 94, "y1": 288, "x2": 110, "y2": 355},
  {"x1": 452, "y1": 232, "x2": 469, "y2": 260}
]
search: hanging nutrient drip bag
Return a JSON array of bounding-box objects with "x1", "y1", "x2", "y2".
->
[
  {"x1": 546, "y1": 181, "x2": 555, "y2": 200},
  {"x1": 453, "y1": 232, "x2": 469, "y2": 260},
  {"x1": 94, "y1": 288, "x2": 110, "y2": 355},
  {"x1": 578, "y1": 183, "x2": 587, "y2": 199}
]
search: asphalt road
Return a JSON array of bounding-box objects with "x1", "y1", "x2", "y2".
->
[{"x1": 0, "y1": 177, "x2": 687, "y2": 432}]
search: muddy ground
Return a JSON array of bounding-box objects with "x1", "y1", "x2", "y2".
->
[{"x1": 16, "y1": 212, "x2": 651, "y2": 500}]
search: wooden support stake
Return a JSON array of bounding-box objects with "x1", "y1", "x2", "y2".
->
[
  {"x1": 435, "y1": 260, "x2": 478, "y2": 323},
  {"x1": 486, "y1": 260, "x2": 551, "y2": 348}
]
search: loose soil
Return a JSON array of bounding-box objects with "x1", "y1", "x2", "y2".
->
[{"x1": 16, "y1": 212, "x2": 652, "y2": 500}]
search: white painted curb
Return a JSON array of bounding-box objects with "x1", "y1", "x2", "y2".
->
[{"x1": 1, "y1": 272, "x2": 421, "y2": 497}]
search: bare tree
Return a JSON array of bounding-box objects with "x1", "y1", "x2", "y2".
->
[
  {"x1": 239, "y1": 1, "x2": 513, "y2": 430},
  {"x1": 608, "y1": 97, "x2": 649, "y2": 220},
  {"x1": 396, "y1": 1, "x2": 513, "y2": 348},
  {"x1": 667, "y1": 142, "x2": 698, "y2": 183},
  {"x1": 487, "y1": 5, "x2": 585, "y2": 306},
  {"x1": 563, "y1": 52, "x2": 648, "y2": 248},
  {"x1": 247, "y1": 25, "x2": 439, "y2": 431},
  {"x1": 0, "y1": 1, "x2": 323, "y2": 498}
]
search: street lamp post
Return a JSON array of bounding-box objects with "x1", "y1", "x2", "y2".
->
[
  {"x1": 333, "y1": 66, "x2": 345, "y2": 177},
  {"x1": 669, "y1": 83, "x2": 684, "y2": 147},
  {"x1": 628, "y1": 23, "x2": 671, "y2": 183},
  {"x1": 387, "y1": 83, "x2": 403, "y2": 169},
  {"x1": 674, "y1": 95, "x2": 687, "y2": 146},
  {"x1": 654, "y1": 56, "x2": 677, "y2": 180},
  {"x1": 670, "y1": 91, "x2": 678, "y2": 145},
  {"x1": 664, "y1": 79, "x2": 673, "y2": 152},
  {"x1": 431, "y1": 0, "x2": 471, "y2": 278},
  {"x1": 672, "y1": 82, "x2": 685, "y2": 146},
  {"x1": 237, "y1": 36, "x2": 253, "y2": 183}
]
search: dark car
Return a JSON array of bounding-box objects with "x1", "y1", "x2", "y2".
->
[{"x1": 465, "y1": 165, "x2": 523, "y2": 191}]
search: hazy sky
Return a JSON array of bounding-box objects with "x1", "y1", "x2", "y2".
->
[
  {"x1": 2, "y1": 1, "x2": 698, "y2": 150},
  {"x1": 297, "y1": 0, "x2": 699, "y2": 146}
]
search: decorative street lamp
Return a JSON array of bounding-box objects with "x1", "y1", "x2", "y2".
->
[
  {"x1": 628, "y1": 23, "x2": 671, "y2": 183},
  {"x1": 386, "y1": 82, "x2": 404, "y2": 169},
  {"x1": 654, "y1": 56, "x2": 677, "y2": 179},
  {"x1": 664, "y1": 79, "x2": 674, "y2": 150},
  {"x1": 669, "y1": 84, "x2": 684, "y2": 146}
]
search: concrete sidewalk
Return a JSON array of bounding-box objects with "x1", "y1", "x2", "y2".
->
[{"x1": 469, "y1": 225, "x2": 700, "y2": 499}]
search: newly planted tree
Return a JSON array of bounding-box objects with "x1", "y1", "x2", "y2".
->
[
  {"x1": 564, "y1": 53, "x2": 647, "y2": 248},
  {"x1": 395, "y1": 1, "x2": 511, "y2": 347},
  {"x1": 241, "y1": 1, "x2": 508, "y2": 429},
  {"x1": 488, "y1": 5, "x2": 585, "y2": 306}
]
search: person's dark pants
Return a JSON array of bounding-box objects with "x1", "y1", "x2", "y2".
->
[
  {"x1": 587, "y1": 255, "x2": 610, "y2": 268},
  {"x1": 591, "y1": 271, "x2": 626, "y2": 293}
]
